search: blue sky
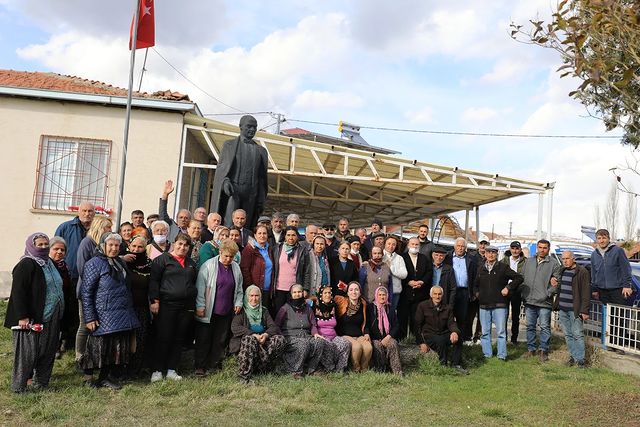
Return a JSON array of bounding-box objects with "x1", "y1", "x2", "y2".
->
[{"x1": 0, "y1": 0, "x2": 634, "y2": 239}]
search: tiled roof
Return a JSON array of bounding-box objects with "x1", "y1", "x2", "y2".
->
[
  {"x1": 281, "y1": 127, "x2": 312, "y2": 135},
  {"x1": 0, "y1": 69, "x2": 191, "y2": 102}
]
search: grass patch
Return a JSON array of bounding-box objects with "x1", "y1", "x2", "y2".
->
[{"x1": 1, "y1": 300, "x2": 639, "y2": 426}]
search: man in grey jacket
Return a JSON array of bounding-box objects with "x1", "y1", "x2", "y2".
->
[{"x1": 521, "y1": 239, "x2": 562, "y2": 361}]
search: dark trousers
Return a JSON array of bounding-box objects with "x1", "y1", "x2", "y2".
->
[
  {"x1": 423, "y1": 333, "x2": 462, "y2": 366},
  {"x1": 397, "y1": 294, "x2": 424, "y2": 342},
  {"x1": 194, "y1": 313, "x2": 233, "y2": 370},
  {"x1": 273, "y1": 290, "x2": 289, "y2": 318},
  {"x1": 453, "y1": 288, "x2": 470, "y2": 338},
  {"x1": 153, "y1": 300, "x2": 193, "y2": 372},
  {"x1": 464, "y1": 299, "x2": 481, "y2": 341},
  {"x1": 262, "y1": 290, "x2": 272, "y2": 316},
  {"x1": 60, "y1": 279, "x2": 79, "y2": 349},
  {"x1": 598, "y1": 287, "x2": 630, "y2": 347},
  {"x1": 506, "y1": 290, "x2": 523, "y2": 342}
]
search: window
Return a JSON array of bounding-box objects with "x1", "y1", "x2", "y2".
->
[{"x1": 34, "y1": 135, "x2": 111, "y2": 211}]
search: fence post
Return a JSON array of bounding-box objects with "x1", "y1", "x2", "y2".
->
[{"x1": 600, "y1": 304, "x2": 607, "y2": 350}]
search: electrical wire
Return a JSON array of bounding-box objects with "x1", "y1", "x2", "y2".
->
[
  {"x1": 286, "y1": 118, "x2": 621, "y2": 139},
  {"x1": 151, "y1": 47, "x2": 247, "y2": 113}
]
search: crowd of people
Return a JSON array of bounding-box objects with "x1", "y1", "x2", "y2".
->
[{"x1": 5, "y1": 181, "x2": 632, "y2": 392}]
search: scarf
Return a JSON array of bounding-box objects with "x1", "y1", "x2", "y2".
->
[
  {"x1": 485, "y1": 260, "x2": 496, "y2": 273},
  {"x1": 346, "y1": 296, "x2": 362, "y2": 317},
  {"x1": 283, "y1": 226, "x2": 299, "y2": 261},
  {"x1": 96, "y1": 233, "x2": 126, "y2": 281},
  {"x1": 243, "y1": 285, "x2": 263, "y2": 327},
  {"x1": 288, "y1": 288, "x2": 306, "y2": 312},
  {"x1": 126, "y1": 251, "x2": 151, "y2": 275},
  {"x1": 22, "y1": 232, "x2": 50, "y2": 266},
  {"x1": 52, "y1": 258, "x2": 72, "y2": 290},
  {"x1": 368, "y1": 257, "x2": 382, "y2": 269},
  {"x1": 315, "y1": 286, "x2": 336, "y2": 321},
  {"x1": 374, "y1": 286, "x2": 390, "y2": 336}
]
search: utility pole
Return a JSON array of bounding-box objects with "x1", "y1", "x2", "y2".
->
[
  {"x1": 275, "y1": 113, "x2": 283, "y2": 135},
  {"x1": 509, "y1": 221, "x2": 513, "y2": 238}
]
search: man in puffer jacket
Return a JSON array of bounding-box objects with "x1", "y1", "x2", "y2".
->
[{"x1": 520, "y1": 239, "x2": 562, "y2": 362}]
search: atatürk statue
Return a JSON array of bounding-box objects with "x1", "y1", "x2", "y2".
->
[{"x1": 210, "y1": 115, "x2": 269, "y2": 229}]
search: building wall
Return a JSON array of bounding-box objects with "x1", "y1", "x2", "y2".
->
[{"x1": 0, "y1": 95, "x2": 185, "y2": 276}]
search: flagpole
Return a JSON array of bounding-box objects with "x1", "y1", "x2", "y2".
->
[{"x1": 115, "y1": 0, "x2": 141, "y2": 227}]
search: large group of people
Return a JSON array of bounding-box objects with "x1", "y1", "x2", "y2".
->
[{"x1": 5, "y1": 185, "x2": 630, "y2": 393}]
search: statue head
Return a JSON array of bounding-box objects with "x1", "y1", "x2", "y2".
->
[{"x1": 239, "y1": 115, "x2": 258, "y2": 141}]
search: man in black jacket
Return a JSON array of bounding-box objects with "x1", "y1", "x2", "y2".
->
[
  {"x1": 472, "y1": 246, "x2": 523, "y2": 361},
  {"x1": 431, "y1": 246, "x2": 457, "y2": 306},
  {"x1": 399, "y1": 238, "x2": 432, "y2": 342},
  {"x1": 445, "y1": 237, "x2": 477, "y2": 341}
]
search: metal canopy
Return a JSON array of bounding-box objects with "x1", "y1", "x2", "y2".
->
[{"x1": 179, "y1": 114, "x2": 550, "y2": 227}]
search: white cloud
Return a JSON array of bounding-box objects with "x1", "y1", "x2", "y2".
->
[
  {"x1": 293, "y1": 90, "x2": 364, "y2": 109},
  {"x1": 461, "y1": 107, "x2": 499, "y2": 123},
  {"x1": 404, "y1": 107, "x2": 434, "y2": 124}
]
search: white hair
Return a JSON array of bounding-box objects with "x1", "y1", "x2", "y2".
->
[
  {"x1": 455, "y1": 237, "x2": 467, "y2": 246},
  {"x1": 152, "y1": 220, "x2": 170, "y2": 233},
  {"x1": 430, "y1": 285, "x2": 443, "y2": 297}
]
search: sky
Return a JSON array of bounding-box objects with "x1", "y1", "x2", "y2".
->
[{"x1": 0, "y1": 0, "x2": 637, "y2": 240}]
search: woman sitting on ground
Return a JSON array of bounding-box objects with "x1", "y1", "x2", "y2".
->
[
  {"x1": 5, "y1": 233, "x2": 64, "y2": 393},
  {"x1": 314, "y1": 285, "x2": 351, "y2": 373},
  {"x1": 194, "y1": 240, "x2": 244, "y2": 377},
  {"x1": 275, "y1": 284, "x2": 326, "y2": 379},
  {"x1": 335, "y1": 281, "x2": 372, "y2": 373},
  {"x1": 367, "y1": 286, "x2": 403, "y2": 375},
  {"x1": 80, "y1": 232, "x2": 140, "y2": 389},
  {"x1": 147, "y1": 220, "x2": 171, "y2": 260},
  {"x1": 229, "y1": 285, "x2": 285, "y2": 381}
]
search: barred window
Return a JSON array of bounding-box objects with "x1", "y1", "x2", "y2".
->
[{"x1": 33, "y1": 136, "x2": 111, "y2": 211}]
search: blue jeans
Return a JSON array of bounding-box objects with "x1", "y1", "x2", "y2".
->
[
  {"x1": 525, "y1": 305, "x2": 551, "y2": 352},
  {"x1": 557, "y1": 310, "x2": 585, "y2": 363},
  {"x1": 479, "y1": 307, "x2": 507, "y2": 360}
]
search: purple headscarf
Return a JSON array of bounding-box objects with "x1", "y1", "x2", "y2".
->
[{"x1": 22, "y1": 232, "x2": 50, "y2": 266}]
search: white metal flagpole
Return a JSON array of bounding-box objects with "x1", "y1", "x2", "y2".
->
[{"x1": 115, "y1": 0, "x2": 141, "y2": 227}]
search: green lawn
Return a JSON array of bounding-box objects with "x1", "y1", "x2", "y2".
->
[{"x1": 1, "y1": 300, "x2": 638, "y2": 426}]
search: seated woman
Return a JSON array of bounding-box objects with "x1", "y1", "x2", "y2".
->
[
  {"x1": 80, "y1": 233, "x2": 140, "y2": 389},
  {"x1": 314, "y1": 285, "x2": 351, "y2": 373},
  {"x1": 229, "y1": 286, "x2": 285, "y2": 381},
  {"x1": 367, "y1": 286, "x2": 403, "y2": 375},
  {"x1": 124, "y1": 235, "x2": 153, "y2": 377},
  {"x1": 275, "y1": 284, "x2": 326, "y2": 379},
  {"x1": 147, "y1": 220, "x2": 171, "y2": 260},
  {"x1": 198, "y1": 226, "x2": 229, "y2": 269},
  {"x1": 335, "y1": 281, "x2": 372, "y2": 373},
  {"x1": 5, "y1": 233, "x2": 64, "y2": 393},
  {"x1": 195, "y1": 240, "x2": 244, "y2": 376}
]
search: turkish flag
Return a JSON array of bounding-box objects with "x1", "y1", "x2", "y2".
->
[{"x1": 129, "y1": 0, "x2": 155, "y2": 50}]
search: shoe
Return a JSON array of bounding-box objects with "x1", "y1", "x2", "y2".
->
[
  {"x1": 524, "y1": 351, "x2": 536, "y2": 358},
  {"x1": 540, "y1": 351, "x2": 549, "y2": 362},
  {"x1": 97, "y1": 379, "x2": 122, "y2": 390},
  {"x1": 150, "y1": 371, "x2": 163, "y2": 383},
  {"x1": 510, "y1": 338, "x2": 518, "y2": 346},
  {"x1": 166, "y1": 370, "x2": 182, "y2": 381},
  {"x1": 567, "y1": 357, "x2": 575, "y2": 367},
  {"x1": 576, "y1": 360, "x2": 586, "y2": 369},
  {"x1": 292, "y1": 373, "x2": 304, "y2": 380},
  {"x1": 453, "y1": 365, "x2": 469, "y2": 375},
  {"x1": 83, "y1": 379, "x2": 98, "y2": 388},
  {"x1": 194, "y1": 368, "x2": 206, "y2": 378}
]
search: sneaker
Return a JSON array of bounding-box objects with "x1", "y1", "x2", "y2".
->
[
  {"x1": 194, "y1": 368, "x2": 206, "y2": 378},
  {"x1": 540, "y1": 351, "x2": 549, "y2": 362},
  {"x1": 150, "y1": 371, "x2": 163, "y2": 383},
  {"x1": 453, "y1": 365, "x2": 469, "y2": 375},
  {"x1": 166, "y1": 370, "x2": 182, "y2": 381}
]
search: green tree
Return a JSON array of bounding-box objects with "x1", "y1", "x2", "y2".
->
[{"x1": 511, "y1": 0, "x2": 640, "y2": 146}]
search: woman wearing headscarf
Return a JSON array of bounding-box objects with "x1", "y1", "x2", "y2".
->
[
  {"x1": 308, "y1": 235, "x2": 331, "y2": 299},
  {"x1": 329, "y1": 242, "x2": 359, "y2": 298},
  {"x1": 367, "y1": 286, "x2": 403, "y2": 375},
  {"x1": 314, "y1": 285, "x2": 351, "y2": 373},
  {"x1": 149, "y1": 233, "x2": 198, "y2": 382},
  {"x1": 240, "y1": 225, "x2": 275, "y2": 311},
  {"x1": 272, "y1": 226, "x2": 311, "y2": 316},
  {"x1": 48, "y1": 236, "x2": 74, "y2": 357},
  {"x1": 80, "y1": 232, "x2": 139, "y2": 389},
  {"x1": 229, "y1": 285, "x2": 285, "y2": 381},
  {"x1": 75, "y1": 215, "x2": 112, "y2": 362},
  {"x1": 146, "y1": 220, "x2": 170, "y2": 260},
  {"x1": 275, "y1": 284, "x2": 326, "y2": 379},
  {"x1": 194, "y1": 240, "x2": 244, "y2": 377},
  {"x1": 335, "y1": 281, "x2": 372, "y2": 373},
  {"x1": 124, "y1": 234, "x2": 152, "y2": 377},
  {"x1": 198, "y1": 226, "x2": 232, "y2": 269},
  {"x1": 186, "y1": 220, "x2": 203, "y2": 265},
  {"x1": 5, "y1": 233, "x2": 64, "y2": 393}
]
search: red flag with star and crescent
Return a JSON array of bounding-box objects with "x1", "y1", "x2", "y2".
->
[{"x1": 129, "y1": 0, "x2": 155, "y2": 50}]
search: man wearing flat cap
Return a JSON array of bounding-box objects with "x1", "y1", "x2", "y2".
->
[
  {"x1": 472, "y1": 245, "x2": 523, "y2": 360},
  {"x1": 364, "y1": 219, "x2": 383, "y2": 252},
  {"x1": 501, "y1": 241, "x2": 526, "y2": 344}
]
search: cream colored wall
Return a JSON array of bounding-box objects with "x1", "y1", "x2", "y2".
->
[{"x1": 0, "y1": 96, "x2": 185, "y2": 273}]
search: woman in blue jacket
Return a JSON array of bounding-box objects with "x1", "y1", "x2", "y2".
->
[{"x1": 80, "y1": 232, "x2": 139, "y2": 389}]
